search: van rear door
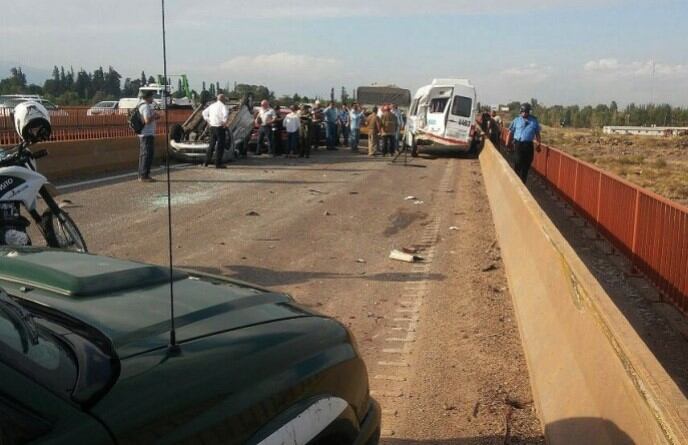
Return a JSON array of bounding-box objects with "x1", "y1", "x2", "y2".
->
[{"x1": 445, "y1": 95, "x2": 473, "y2": 144}]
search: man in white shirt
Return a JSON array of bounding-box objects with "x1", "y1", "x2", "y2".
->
[
  {"x1": 282, "y1": 104, "x2": 301, "y2": 157},
  {"x1": 138, "y1": 91, "x2": 159, "y2": 182},
  {"x1": 202, "y1": 94, "x2": 230, "y2": 168},
  {"x1": 255, "y1": 100, "x2": 276, "y2": 156}
]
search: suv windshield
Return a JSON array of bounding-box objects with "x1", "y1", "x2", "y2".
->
[{"x1": 0, "y1": 299, "x2": 77, "y2": 399}]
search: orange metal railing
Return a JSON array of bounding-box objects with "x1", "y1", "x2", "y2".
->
[
  {"x1": 500, "y1": 127, "x2": 688, "y2": 315},
  {"x1": 0, "y1": 107, "x2": 191, "y2": 146}
]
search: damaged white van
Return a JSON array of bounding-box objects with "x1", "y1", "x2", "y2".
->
[{"x1": 404, "y1": 78, "x2": 479, "y2": 156}]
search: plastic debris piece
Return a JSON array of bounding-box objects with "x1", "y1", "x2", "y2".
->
[
  {"x1": 413, "y1": 200, "x2": 424, "y2": 205},
  {"x1": 404, "y1": 196, "x2": 417, "y2": 200},
  {"x1": 245, "y1": 210, "x2": 260, "y2": 216},
  {"x1": 356, "y1": 258, "x2": 366, "y2": 263},
  {"x1": 389, "y1": 249, "x2": 424, "y2": 263},
  {"x1": 449, "y1": 226, "x2": 459, "y2": 231}
]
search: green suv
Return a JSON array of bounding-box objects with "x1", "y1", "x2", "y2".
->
[{"x1": 0, "y1": 247, "x2": 380, "y2": 444}]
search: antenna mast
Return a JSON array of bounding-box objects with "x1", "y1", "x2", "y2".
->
[{"x1": 161, "y1": 0, "x2": 179, "y2": 354}]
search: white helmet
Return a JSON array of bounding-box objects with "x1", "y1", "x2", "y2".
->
[{"x1": 14, "y1": 101, "x2": 51, "y2": 143}]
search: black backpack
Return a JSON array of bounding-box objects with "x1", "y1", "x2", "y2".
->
[{"x1": 128, "y1": 103, "x2": 145, "y2": 134}]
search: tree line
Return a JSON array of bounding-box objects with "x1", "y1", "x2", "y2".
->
[
  {"x1": 503, "y1": 99, "x2": 688, "y2": 128},
  {"x1": 5, "y1": 66, "x2": 685, "y2": 126},
  {"x1": 0, "y1": 66, "x2": 288, "y2": 107}
]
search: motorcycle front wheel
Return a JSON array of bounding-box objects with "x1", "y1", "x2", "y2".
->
[{"x1": 41, "y1": 210, "x2": 88, "y2": 253}]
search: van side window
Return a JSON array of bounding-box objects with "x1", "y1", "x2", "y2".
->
[
  {"x1": 409, "y1": 99, "x2": 419, "y2": 116},
  {"x1": 451, "y1": 96, "x2": 472, "y2": 118},
  {"x1": 429, "y1": 98, "x2": 449, "y2": 113}
]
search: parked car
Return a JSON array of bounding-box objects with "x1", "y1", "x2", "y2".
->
[
  {"x1": 86, "y1": 100, "x2": 119, "y2": 116},
  {"x1": 0, "y1": 95, "x2": 67, "y2": 116},
  {"x1": 0, "y1": 246, "x2": 381, "y2": 444}
]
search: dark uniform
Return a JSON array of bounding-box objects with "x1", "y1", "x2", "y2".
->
[
  {"x1": 299, "y1": 108, "x2": 313, "y2": 158},
  {"x1": 311, "y1": 106, "x2": 324, "y2": 150},
  {"x1": 271, "y1": 108, "x2": 284, "y2": 156}
]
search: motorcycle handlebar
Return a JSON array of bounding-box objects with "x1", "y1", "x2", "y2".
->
[{"x1": 31, "y1": 149, "x2": 48, "y2": 160}]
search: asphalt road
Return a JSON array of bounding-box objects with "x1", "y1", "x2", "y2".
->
[{"x1": 52, "y1": 147, "x2": 544, "y2": 444}]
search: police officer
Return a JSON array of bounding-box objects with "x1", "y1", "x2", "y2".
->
[{"x1": 506, "y1": 103, "x2": 541, "y2": 183}]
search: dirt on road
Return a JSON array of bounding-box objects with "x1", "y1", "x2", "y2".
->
[{"x1": 54, "y1": 148, "x2": 544, "y2": 443}]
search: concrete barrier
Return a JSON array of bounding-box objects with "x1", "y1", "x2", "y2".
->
[
  {"x1": 36, "y1": 136, "x2": 168, "y2": 181},
  {"x1": 479, "y1": 142, "x2": 688, "y2": 444}
]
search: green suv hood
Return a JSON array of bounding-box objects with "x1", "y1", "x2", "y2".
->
[{"x1": 0, "y1": 248, "x2": 309, "y2": 358}]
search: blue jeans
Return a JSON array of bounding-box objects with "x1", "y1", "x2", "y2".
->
[
  {"x1": 350, "y1": 128, "x2": 360, "y2": 150},
  {"x1": 325, "y1": 122, "x2": 337, "y2": 149},
  {"x1": 287, "y1": 131, "x2": 299, "y2": 155},
  {"x1": 138, "y1": 135, "x2": 154, "y2": 178}
]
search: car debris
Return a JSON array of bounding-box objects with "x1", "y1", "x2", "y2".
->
[
  {"x1": 389, "y1": 249, "x2": 424, "y2": 263},
  {"x1": 482, "y1": 263, "x2": 498, "y2": 272}
]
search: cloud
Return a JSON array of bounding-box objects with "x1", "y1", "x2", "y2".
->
[
  {"x1": 176, "y1": 0, "x2": 620, "y2": 20},
  {"x1": 584, "y1": 58, "x2": 688, "y2": 78},
  {"x1": 500, "y1": 64, "x2": 554, "y2": 83},
  {"x1": 196, "y1": 53, "x2": 346, "y2": 95},
  {"x1": 219, "y1": 53, "x2": 340, "y2": 74}
]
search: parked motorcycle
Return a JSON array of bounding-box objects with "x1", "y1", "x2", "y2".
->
[{"x1": 0, "y1": 101, "x2": 87, "y2": 251}]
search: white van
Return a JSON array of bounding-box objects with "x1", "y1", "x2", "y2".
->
[{"x1": 404, "y1": 78, "x2": 479, "y2": 156}]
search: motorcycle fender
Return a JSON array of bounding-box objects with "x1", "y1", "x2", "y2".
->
[{"x1": 43, "y1": 183, "x2": 60, "y2": 197}]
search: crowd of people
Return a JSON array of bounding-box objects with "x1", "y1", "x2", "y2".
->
[
  {"x1": 245, "y1": 99, "x2": 406, "y2": 159},
  {"x1": 136, "y1": 93, "x2": 540, "y2": 186}
]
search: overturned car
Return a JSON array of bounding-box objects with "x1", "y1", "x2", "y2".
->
[{"x1": 169, "y1": 95, "x2": 255, "y2": 163}]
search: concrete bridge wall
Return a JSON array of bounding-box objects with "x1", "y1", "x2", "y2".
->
[{"x1": 479, "y1": 141, "x2": 688, "y2": 444}]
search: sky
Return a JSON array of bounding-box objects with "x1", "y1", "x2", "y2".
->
[{"x1": 2, "y1": 0, "x2": 687, "y2": 106}]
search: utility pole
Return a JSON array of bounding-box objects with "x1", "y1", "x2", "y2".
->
[{"x1": 650, "y1": 58, "x2": 656, "y2": 105}]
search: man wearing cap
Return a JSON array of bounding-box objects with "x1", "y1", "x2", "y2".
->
[
  {"x1": 201, "y1": 93, "x2": 230, "y2": 168},
  {"x1": 137, "y1": 90, "x2": 159, "y2": 182},
  {"x1": 255, "y1": 99, "x2": 276, "y2": 156},
  {"x1": 506, "y1": 103, "x2": 541, "y2": 183}
]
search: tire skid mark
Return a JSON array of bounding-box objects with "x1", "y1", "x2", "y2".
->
[{"x1": 372, "y1": 160, "x2": 456, "y2": 438}]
